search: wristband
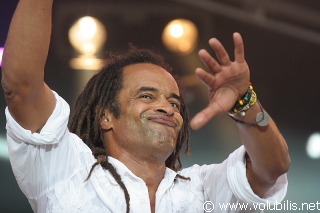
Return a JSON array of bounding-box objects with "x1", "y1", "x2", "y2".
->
[
  {"x1": 229, "y1": 83, "x2": 257, "y2": 117},
  {"x1": 228, "y1": 100, "x2": 270, "y2": 127}
]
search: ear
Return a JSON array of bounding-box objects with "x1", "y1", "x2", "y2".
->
[{"x1": 100, "y1": 110, "x2": 114, "y2": 131}]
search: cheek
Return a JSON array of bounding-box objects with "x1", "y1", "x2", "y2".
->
[
  {"x1": 126, "y1": 100, "x2": 149, "y2": 115},
  {"x1": 176, "y1": 114, "x2": 184, "y2": 131}
]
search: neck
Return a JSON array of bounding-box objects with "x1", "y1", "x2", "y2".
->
[
  {"x1": 106, "y1": 142, "x2": 170, "y2": 213},
  {"x1": 113, "y1": 153, "x2": 166, "y2": 187},
  {"x1": 105, "y1": 137, "x2": 171, "y2": 186}
]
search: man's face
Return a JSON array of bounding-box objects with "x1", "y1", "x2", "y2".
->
[{"x1": 107, "y1": 63, "x2": 183, "y2": 161}]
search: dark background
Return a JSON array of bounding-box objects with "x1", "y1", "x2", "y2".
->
[{"x1": 1, "y1": 0, "x2": 320, "y2": 212}]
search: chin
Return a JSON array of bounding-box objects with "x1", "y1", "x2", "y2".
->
[
  {"x1": 152, "y1": 138, "x2": 176, "y2": 154},
  {"x1": 145, "y1": 128, "x2": 177, "y2": 148}
]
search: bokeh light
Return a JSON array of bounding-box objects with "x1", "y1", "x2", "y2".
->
[
  {"x1": 162, "y1": 19, "x2": 198, "y2": 55},
  {"x1": 68, "y1": 16, "x2": 107, "y2": 55},
  {"x1": 306, "y1": 132, "x2": 320, "y2": 159}
]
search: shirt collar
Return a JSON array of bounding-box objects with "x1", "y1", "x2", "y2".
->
[{"x1": 106, "y1": 156, "x2": 178, "y2": 185}]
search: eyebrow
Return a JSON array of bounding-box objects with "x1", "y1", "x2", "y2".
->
[{"x1": 137, "y1": 86, "x2": 181, "y2": 101}]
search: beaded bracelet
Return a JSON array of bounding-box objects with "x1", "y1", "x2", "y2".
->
[
  {"x1": 229, "y1": 83, "x2": 257, "y2": 117},
  {"x1": 228, "y1": 100, "x2": 270, "y2": 127}
]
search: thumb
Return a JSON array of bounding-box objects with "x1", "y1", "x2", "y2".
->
[{"x1": 190, "y1": 106, "x2": 217, "y2": 130}]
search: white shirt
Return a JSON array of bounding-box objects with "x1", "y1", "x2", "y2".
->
[{"x1": 5, "y1": 92, "x2": 288, "y2": 213}]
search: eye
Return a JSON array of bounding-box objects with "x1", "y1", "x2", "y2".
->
[
  {"x1": 140, "y1": 94, "x2": 152, "y2": 99},
  {"x1": 170, "y1": 102, "x2": 180, "y2": 110}
]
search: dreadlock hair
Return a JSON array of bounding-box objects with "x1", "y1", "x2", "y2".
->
[{"x1": 68, "y1": 46, "x2": 190, "y2": 212}]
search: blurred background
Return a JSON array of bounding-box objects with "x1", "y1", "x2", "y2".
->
[{"x1": 1, "y1": 0, "x2": 320, "y2": 212}]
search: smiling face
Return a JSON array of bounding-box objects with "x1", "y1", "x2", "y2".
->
[{"x1": 102, "y1": 63, "x2": 183, "y2": 162}]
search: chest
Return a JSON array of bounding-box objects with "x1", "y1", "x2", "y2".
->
[{"x1": 46, "y1": 178, "x2": 205, "y2": 213}]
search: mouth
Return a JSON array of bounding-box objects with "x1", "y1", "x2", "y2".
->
[{"x1": 146, "y1": 115, "x2": 178, "y2": 128}]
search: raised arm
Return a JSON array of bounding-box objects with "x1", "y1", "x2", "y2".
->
[
  {"x1": 191, "y1": 33, "x2": 290, "y2": 197},
  {"x1": 1, "y1": 0, "x2": 56, "y2": 132}
]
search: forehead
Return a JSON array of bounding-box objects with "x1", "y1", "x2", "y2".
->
[{"x1": 122, "y1": 63, "x2": 180, "y2": 94}]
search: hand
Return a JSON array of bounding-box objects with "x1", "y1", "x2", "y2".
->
[{"x1": 190, "y1": 32, "x2": 250, "y2": 130}]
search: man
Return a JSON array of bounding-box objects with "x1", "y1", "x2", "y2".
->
[{"x1": 2, "y1": 0, "x2": 290, "y2": 212}]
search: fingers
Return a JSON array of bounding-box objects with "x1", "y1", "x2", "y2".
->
[
  {"x1": 208, "y1": 37, "x2": 231, "y2": 66},
  {"x1": 198, "y1": 34, "x2": 234, "y2": 73},
  {"x1": 233, "y1": 32, "x2": 245, "y2": 63},
  {"x1": 195, "y1": 67, "x2": 217, "y2": 88},
  {"x1": 198, "y1": 49, "x2": 221, "y2": 73},
  {"x1": 201, "y1": 32, "x2": 245, "y2": 68}
]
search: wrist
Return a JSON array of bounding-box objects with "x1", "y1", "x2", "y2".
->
[
  {"x1": 229, "y1": 82, "x2": 256, "y2": 117},
  {"x1": 229, "y1": 101, "x2": 270, "y2": 127},
  {"x1": 228, "y1": 83, "x2": 270, "y2": 127}
]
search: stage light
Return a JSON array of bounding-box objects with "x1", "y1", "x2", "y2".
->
[
  {"x1": 68, "y1": 16, "x2": 107, "y2": 55},
  {"x1": 69, "y1": 55, "x2": 103, "y2": 71},
  {"x1": 306, "y1": 132, "x2": 320, "y2": 159},
  {"x1": 162, "y1": 19, "x2": 198, "y2": 55},
  {"x1": 68, "y1": 16, "x2": 106, "y2": 70},
  {"x1": 0, "y1": 47, "x2": 4, "y2": 67}
]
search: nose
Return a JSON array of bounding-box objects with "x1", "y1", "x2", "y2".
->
[{"x1": 155, "y1": 99, "x2": 175, "y2": 116}]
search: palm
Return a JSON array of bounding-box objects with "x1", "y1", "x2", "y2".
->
[{"x1": 190, "y1": 33, "x2": 250, "y2": 130}]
